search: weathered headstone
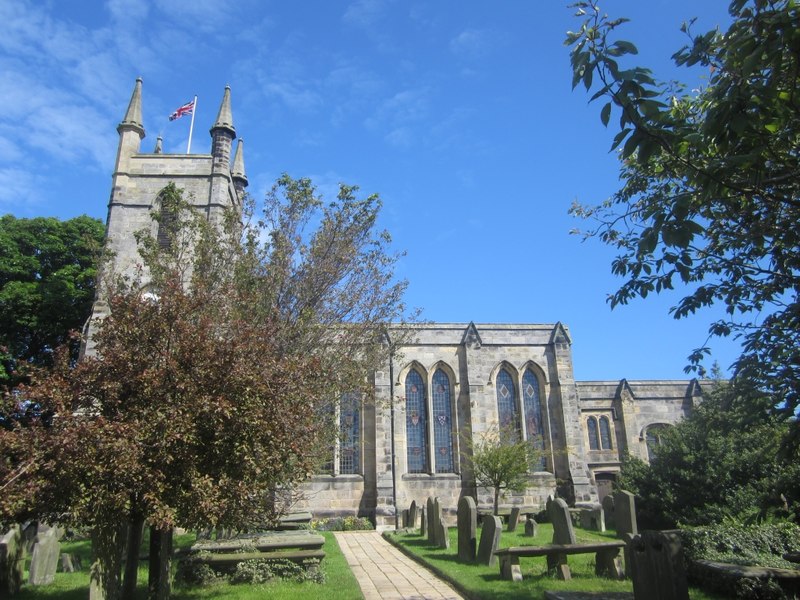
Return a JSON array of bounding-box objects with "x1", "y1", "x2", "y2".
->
[
  {"x1": 524, "y1": 517, "x2": 537, "y2": 537},
  {"x1": 426, "y1": 497, "x2": 435, "y2": 543},
  {"x1": 432, "y1": 498, "x2": 444, "y2": 546},
  {"x1": 548, "y1": 498, "x2": 576, "y2": 545},
  {"x1": 613, "y1": 490, "x2": 638, "y2": 538},
  {"x1": 614, "y1": 490, "x2": 638, "y2": 578},
  {"x1": 629, "y1": 530, "x2": 689, "y2": 600},
  {"x1": 29, "y1": 529, "x2": 61, "y2": 585},
  {"x1": 0, "y1": 526, "x2": 25, "y2": 596},
  {"x1": 602, "y1": 494, "x2": 616, "y2": 530},
  {"x1": 420, "y1": 506, "x2": 427, "y2": 537},
  {"x1": 507, "y1": 507, "x2": 521, "y2": 532},
  {"x1": 546, "y1": 497, "x2": 576, "y2": 579},
  {"x1": 401, "y1": 509, "x2": 410, "y2": 528},
  {"x1": 409, "y1": 500, "x2": 418, "y2": 529},
  {"x1": 457, "y1": 496, "x2": 477, "y2": 561},
  {"x1": 437, "y1": 516, "x2": 450, "y2": 549},
  {"x1": 61, "y1": 553, "x2": 82, "y2": 573},
  {"x1": 477, "y1": 515, "x2": 502, "y2": 566},
  {"x1": 577, "y1": 503, "x2": 605, "y2": 532}
]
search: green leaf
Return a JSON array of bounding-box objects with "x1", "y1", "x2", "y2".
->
[
  {"x1": 612, "y1": 40, "x2": 639, "y2": 55},
  {"x1": 600, "y1": 102, "x2": 612, "y2": 127}
]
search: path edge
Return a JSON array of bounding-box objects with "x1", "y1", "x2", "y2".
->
[{"x1": 381, "y1": 530, "x2": 482, "y2": 600}]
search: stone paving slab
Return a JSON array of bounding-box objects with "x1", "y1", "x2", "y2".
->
[{"x1": 334, "y1": 531, "x2": 464, "y2": 600}]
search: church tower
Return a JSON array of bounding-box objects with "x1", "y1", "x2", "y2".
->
[{"x1": 83, "y1": 79, "x2": 248, "y2": 354}]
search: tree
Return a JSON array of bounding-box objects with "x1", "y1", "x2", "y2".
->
[
  {"x1": 468, "y1": 426, "x2": 541, "y2": 515},
  {"x1": 0, "y1": 215, "x2": 104, "y2": 366},
  {"x1": 565, "y1": 1, "x2": 800, "y2": 430},
  {"x1": 0, "y1": 177, "x2": 411, "y2": 600},
  {"x1": 618, "y1": 380, "x2": 800, "y2": 529}
]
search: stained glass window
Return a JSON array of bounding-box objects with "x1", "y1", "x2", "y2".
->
[
  {"x1": 522, "y1": 369, "x2": 546, "y2": 470},
  {"x1": 339, "y1": 393, "x2": 360, "y2": 474},
  {"x1": 599, "y1": 416, "x2": 613, "y2": 450},
  {"x1": 406, "y1": 370, "x2": 428, "y2": 473},
  {"x1": 496, "y1": 369, "x2": 520, "y2": 439},
  {"x1": 587, "y1": 417, "x2": 600, "y2": 450},
  {"x1": 432, "y1": 369, "x2": 454, "y2": 473}
]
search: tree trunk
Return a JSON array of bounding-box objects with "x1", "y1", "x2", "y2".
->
[
  {"x1": 121, "y1": 512, "x2": 145, "y2": 600},
  {"x1": 89, "y1": 517, "x2": 128, "y2": 600},
  {"x1": 147, "y1": 527, "x2": 173, "y2": 600},
  {"x1": 493, "y1": 487, "x2": 500, "y2": 516}
]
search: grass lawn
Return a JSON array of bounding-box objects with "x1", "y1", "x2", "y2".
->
[
  {"x1": 384, "y1": 524, "x2": 729, "y2": 600},
  {"x1": 13, "y1": 531, "x2": 363, "y2": 600}
]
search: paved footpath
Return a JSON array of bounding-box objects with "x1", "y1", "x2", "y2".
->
[{"x1": 334, "y1": 531, "x2": 465, "y2": 600}]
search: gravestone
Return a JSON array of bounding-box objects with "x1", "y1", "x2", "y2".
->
[
  {"x1": 524, "y1": 517, "x2": 538, "y2": 537},
  {"x1": 437, "y1": 516, "x2": 450, "y2": 549},
  {"x1": 629, "y1": 530, "x2": 689, "y2": 600},
  {"x1": 457, "y1": 496, "x2": 477, "y2": 561},
  {"x1": 432, "y1": 498, "x2": 444, "y2": 546},
  {"x1": 409, "y1": 500, "x2": 418, "y2": 528},
  {"x1": 614, "y1": 490, "x2": 638, "y2": 578},
  {"x1": 507, "y1": 507, "x2": 521, "y2": 532},
  {"x1": 613, "y1": 490, "x2": 638, "y2": 538},
  {"x1": 29, "y1": 529, "x2": 61, "y2": 585},
  {"x1": 426, "y1": 497, "x2": 436, "y2": 543},
  {"x1": 547, "y1": 498, "x2": 576, "y2": 545},
  {"x1": 420, "y1": 506, "x2": 426, "y2": 537},
  {"x1": 602, "y1": 494, "x2": 616, "y2": 529},
  {"x1": 477, "y1": 515, "x2": 502, "y2": 566},
  {"x1": 61, "y1": 553, "x2": 82, "y2": 573},
  {"x1": 402, "y1": 509, "x2": 410, "y2": 528},
  {"x1": 578, "y1": 503, "x2": 605, "y2": 532},
  {"x1": 546, "y1": 497, "x2": 576, "y2": 579},
  {"x1": 0, "y1": 526, "x2": 25, "y2": 596}
]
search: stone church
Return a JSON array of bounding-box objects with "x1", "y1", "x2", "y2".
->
[{"x1": 92, "y1": 79, "x2": 704, "y2": 528}]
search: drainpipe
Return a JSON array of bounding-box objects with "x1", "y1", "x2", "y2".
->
[{"x1": 388, "y1": 342, "x2": 399, "y2": 530}]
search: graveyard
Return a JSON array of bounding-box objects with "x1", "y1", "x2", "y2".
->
[{"x1": 384, "y1": 494, "x2": 800, "y2": 599}]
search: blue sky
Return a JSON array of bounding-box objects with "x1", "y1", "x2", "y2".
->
[{"x1": 0, "y1": 0, "x2": 739, "y2": 381}]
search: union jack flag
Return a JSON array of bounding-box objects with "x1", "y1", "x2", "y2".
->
[{"x1": 169, "y1": 99, "x2": 195, "y2": 121}]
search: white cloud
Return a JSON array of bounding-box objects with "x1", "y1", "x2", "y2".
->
[
  {"x1": 106, "y1": 0, "x2": 150, "y2": 23},
  {"x1": 0, "y1": 167, "x2": 45, "y2": 211},
  {"x1": 343, "y1": 0, "x2": 390, "y2": 28},
  {"x1": 365, "y1": 88, "x2": 429, "y2": 135},
  {"x1": 450, "y1": 28, "x2": 491, "y2": 58}
]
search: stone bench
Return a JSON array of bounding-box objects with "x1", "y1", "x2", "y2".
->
[
  {"x1": 495, "y1": 540, "x2": 626, "y2": 581},
  {"x1": 190, "y1": 532, "x2": 324, "y2": 554}
]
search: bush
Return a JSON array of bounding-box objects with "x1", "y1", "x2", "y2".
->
[
  {"x1": 681, "y1": 522, "x2": 800, "y2": 569},
  {"x1": 175, "y1": 560, "x2": 221, "y2": 586},
  {"x1": 231, "y1": 558, "x2": 324, "y2": 584},
  {"x1": 312, "y1": 516, "x2": 373, "y2": 531}
]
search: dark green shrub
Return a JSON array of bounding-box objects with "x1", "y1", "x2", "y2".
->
[
  {"x1": 175, "y1": 560, "x2": 221, "y2": 585},
  {"x1": 681, "y1": 522, "x2": 800, "y2": 569}
]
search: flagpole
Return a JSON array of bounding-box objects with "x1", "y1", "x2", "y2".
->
[{"x1": 186, "y1": 95, "x2": 197, "y2": 154}]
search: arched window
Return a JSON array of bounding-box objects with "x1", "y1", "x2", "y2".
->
[
  {"x1": 587, "y1": 417, "x2": 600, "y2": 450},
  {"x1": 522, "y1": 368, "x2": 546, "y2": 470},
  {"x1": 405, "y1": 370, "x2": 428, "y2": 473},
  {"x1": 431, "y1": 368, "x2": 454, "y2": 473},
  {"x1": 339, "y1": 392, "x2": 360, "y2": 474},
  {"x1": 496, "y1": 368, "x2": 520, "y2": 439},
  {"x1": 156, "y1": 193, "x2": 178, "y2": 250},
  {"x1": 599, "y1": 416, "x2": 613, "y2": 450},
  {"x1": 645, "y1": 424, "x2": 669, "y2": 461}
]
